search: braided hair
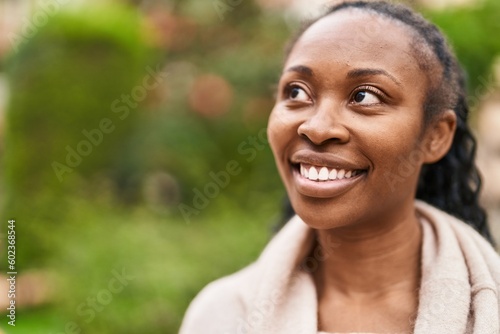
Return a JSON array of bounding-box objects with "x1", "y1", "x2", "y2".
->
[{"x1": 281, "y1": 0, "x2": 493, "y2": 243}]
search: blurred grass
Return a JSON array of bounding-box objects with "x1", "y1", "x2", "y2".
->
[
  {"x1": 0, "y1": 193, "x2": 283, "y2": 333},
  {"x1": 0, "y1": 308, "x2": 65, "y2": 334}
]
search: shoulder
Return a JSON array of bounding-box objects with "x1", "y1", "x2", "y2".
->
[
  {"x1": 179, "y1": 263, "x2": 258, "y2": 334},
  {"x1": 415, "y1": 200, "x2": 500, "y2": 278},
  {"x1": 179, "y1": 215, "x2": 314, "y2": 333}
]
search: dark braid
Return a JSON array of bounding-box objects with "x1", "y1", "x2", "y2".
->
[{"x1": 282, "y1": 0, "x2": 493, "y2": 243}]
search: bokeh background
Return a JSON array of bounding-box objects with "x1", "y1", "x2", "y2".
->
[{"x1": 0, "y1": 0, "x2": 499, "y2": 333}]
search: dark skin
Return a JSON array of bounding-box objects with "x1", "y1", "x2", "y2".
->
[{"x1": 268, "y1": 10, "x2": 456, "y2": 333}]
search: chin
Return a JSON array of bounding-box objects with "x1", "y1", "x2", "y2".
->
[{"x1": 289, "y1": 194, "x2": 361, "y2": 230}]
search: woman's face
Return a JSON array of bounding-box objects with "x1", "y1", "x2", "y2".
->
[{"x1": 268, "y1": 10, "x2": 433, "y2": 229}]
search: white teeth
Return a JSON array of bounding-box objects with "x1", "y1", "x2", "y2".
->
[
  {"x1": 300, "y1": 164, "x2": 360, "y2": 181},
  {"x1": 308, "y1": 167, "x2": 318, "y2": 180},
  {"x1": 318, "y1": 167, "x2": 329, "y2": 181},
  {"x1": 337, "y1": 169, "x2": 345, "y2": 179}
]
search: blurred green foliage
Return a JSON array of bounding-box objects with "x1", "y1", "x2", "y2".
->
[
  {"x1": 424, "y1": 0, "x2": 500, "y2": 100},
  {"x1": 1, "y1": 1, "x2": 289, "y2": 333},
  {"x1": 130, "y1": 4, "x2": 290, "y2": 206},
  {"x1": 0, "y1": 197, "x2": 281, "y2": 334},
  {"x1": 3, "y1": 2, "x2": 156, "y2": 266}
]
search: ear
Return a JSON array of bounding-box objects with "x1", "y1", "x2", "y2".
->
[{"x1": 423, "y1": 110, "x2": 457, "y2": 164}]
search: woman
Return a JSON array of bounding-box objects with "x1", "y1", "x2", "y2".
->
[{"x1": 180, "y1": 1, "x2": 500, "y2": 333}]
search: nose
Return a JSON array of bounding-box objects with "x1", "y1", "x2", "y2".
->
[{"x1": 297, "y1": 101, "x2": 350, "y2": 145}]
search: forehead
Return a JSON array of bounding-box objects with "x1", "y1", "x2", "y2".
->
[{"x1": 286, "y1": 9, "x2": 427, "y2": 87}]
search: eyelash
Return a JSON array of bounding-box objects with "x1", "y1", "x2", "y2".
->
[
  {"x1": 282, "y1": 83, "x2": 387, "y2": 104},
  {"x1": 350, "y1": 85, "x2": 386, "y2": 104},
  {"x1": 284, "y1": 82, "x2": 388, "y2": 107},
  {"x1": 283, "y1": 83, "x2": 311, "y2": 100}
]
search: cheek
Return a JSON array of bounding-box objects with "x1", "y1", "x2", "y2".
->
[
  {"x1": 356, "y1": 111, "x2": 425, "y2": 192},
  {"x1": 267, "y1": 106, "x2": 298, "y2": 160}
]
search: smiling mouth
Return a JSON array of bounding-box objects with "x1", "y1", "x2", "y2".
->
[{"x1": 294, "y1": 163, "x2": 367, "y2": 182}]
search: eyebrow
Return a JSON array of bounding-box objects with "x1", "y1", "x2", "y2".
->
[
  {"x1": 284, "y1": 65, "x2": 402, "y2": 87},
  {"x1": 285, "y1": 65, "x2": 314, "y2": 77},
  {"x1": 347, "y1": 68, "x2": 402, "y2": 86}
]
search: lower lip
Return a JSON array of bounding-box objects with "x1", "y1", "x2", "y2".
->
[{"x1": 292, "y1": 167, "x2": 366, "y2": 198}]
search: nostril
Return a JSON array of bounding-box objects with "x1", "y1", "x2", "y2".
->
[
  {"x1": 298, "y1": 129, "x2": 345, "y2": 146},
  {"x1": 297, "y1": 118, "x2": 350, "y2": 146}
]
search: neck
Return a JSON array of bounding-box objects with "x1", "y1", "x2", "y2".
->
[{"x1": 313, "y1": 204, "x2": 422, "y2": 299}]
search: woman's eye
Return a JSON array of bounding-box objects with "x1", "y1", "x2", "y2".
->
[
  {"x1": 352, "y1": 90, "x2": 381, "y2": 105},
  {"x1": 287, "y1": 86, "x2": 310, "y2": 102}
]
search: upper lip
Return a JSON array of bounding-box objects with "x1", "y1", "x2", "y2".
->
[{"x1": 290, "y1": 150, "x2": 368, "y2": 171}]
